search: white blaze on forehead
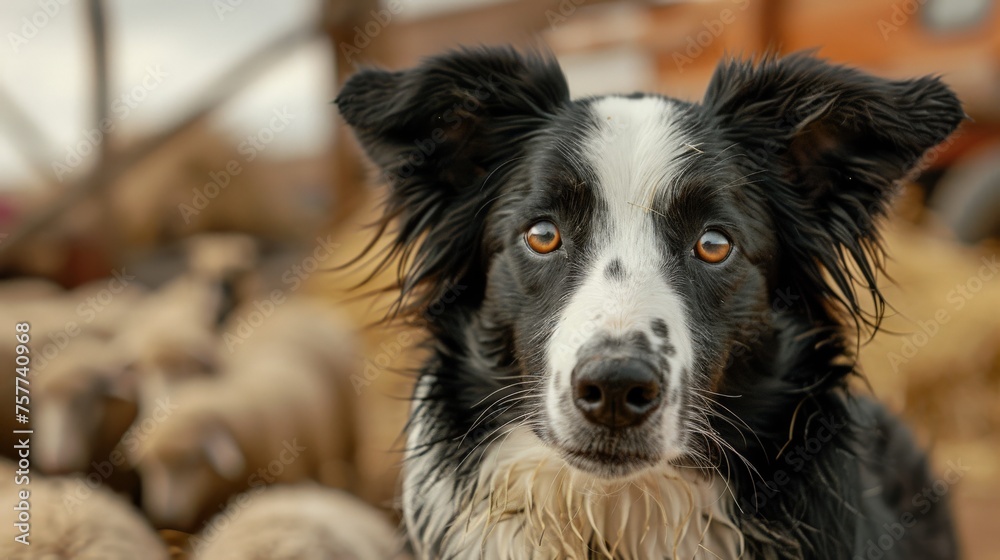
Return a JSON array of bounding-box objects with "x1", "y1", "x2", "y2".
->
[
  {"x1": 585, "y1": 96, "x2": 692, "y2": 222},
  {"x1": 545, "y1": 96, "x2": 695, "y2": 452}
]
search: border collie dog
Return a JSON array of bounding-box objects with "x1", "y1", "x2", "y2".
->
[{"x1": 337, "y1": 48, "x2": 964, "y2": 559}]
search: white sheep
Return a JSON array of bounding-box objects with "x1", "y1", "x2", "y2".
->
[
  {"x1": 109, "y1": 271, "x2": 225, "y2": 419},
  {"x1": 32, "y1": 335, "x2": 137, "y2": 475},
  {"x1": 68, "y1": 276, "x2": 147, "y2": 337},
  {"x1": 110, "y1": 233, "x2": 258, "y2": 388},
  {"x1": 184, "y1": 232, "x2": 258, "y2": 284},
  {"x1": 130, "y1": 300, "x2": 357, "y2": 530},
  {"x1": 1, "y1": 274, "x2": 145, "y2": 342},
  {"x1": 190, "y1": 484, "x2": 407, "y2": 560},
  {"x1": 221, "y1": 297, "x2": 358, "y2": 378},
  {"x1": 0, "y1": 277, "x2": 143, "y2": 469},
  {"x1": 0, "y1": 459, "x2": 169, "y2": 560},
  {"x1": 0, "y1": 277, "x2": 62, "y2": 300},
  {"x1": 183, "y1": 232, "x2": 260, "y2": 328},
  {"x1": 118, "y1": 233, "x2": 256, "y2": 360},
  {"x1": 113, "y1": 271, "x2": 223, "y2": 368}
]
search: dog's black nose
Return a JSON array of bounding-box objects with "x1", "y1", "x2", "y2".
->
[{"x1": 572, "y1": 358, "x2": 662, "y2": 429}]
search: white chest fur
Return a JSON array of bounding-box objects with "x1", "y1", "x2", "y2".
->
[{"x1": 404, "y1": 426, "x2": 744, "y2": 560}]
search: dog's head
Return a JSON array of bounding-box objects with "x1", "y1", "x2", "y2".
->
[{"x1": 337, "y1": 48, "x2": 962, "y2": 479}]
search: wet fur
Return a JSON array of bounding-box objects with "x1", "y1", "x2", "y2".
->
[{"x1": 337, "y1": 48, "x2": 965, "y2": 559}]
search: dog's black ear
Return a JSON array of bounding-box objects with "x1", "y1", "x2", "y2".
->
[
  {"x1": 704, "y1": 53, "x2": 964, "y2": 326},
  {"x1": 336, "y1": 47, "x2": 569, "y2": 314}
]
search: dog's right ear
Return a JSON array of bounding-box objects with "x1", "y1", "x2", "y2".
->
[
  {"x1": 703, "y1": 53, "x2": 964, "y2": 328},
  {"x1": 336, "y1": 47, "x2": 569, "y2": 313}
]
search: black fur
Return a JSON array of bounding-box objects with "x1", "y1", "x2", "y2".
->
[
  {"x1": 337, "y1": 47, "x2": 964, "y2": 559},
  {"x1": 605, "y1": 258, "x2": 625, "y2": 281}
]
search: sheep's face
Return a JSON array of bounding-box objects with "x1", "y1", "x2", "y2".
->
[
  {"x1": 142, "y1": 454, "x2": 215, "y2": 528},
  {"x1": 35, "y1": 391, "x2": 96, "y2": 473},
  {"x1": 34, "y1": 339, "x2": 134, "y2": 474},
  {"x1": 36, "y1": 371, "x2": 131, "y2": 473},
  {"x1": 137, "y1": 422, "x2": 245, "y2": 528}
]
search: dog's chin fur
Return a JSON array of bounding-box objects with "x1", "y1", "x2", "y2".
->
[
  {"x1": 339, "y1": 47, "x2": 966, "y2": 559},
  {"x1": 405, "y1": 425, "x2": 743, "y2": 560}
]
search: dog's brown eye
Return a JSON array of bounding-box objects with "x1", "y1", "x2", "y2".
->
[
  {"x1": 694, "y1": 230, "x2": 732, "y2": 263},
  {"x1": 525, "y1": 221, "x2": 561, "y2": 254}
]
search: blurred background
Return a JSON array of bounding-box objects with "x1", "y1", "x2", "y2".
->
[{"x1": 0, "y1": 0, "x2": 998, "y2": 558}]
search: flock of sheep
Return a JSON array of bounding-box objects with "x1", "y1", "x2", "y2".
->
[{"x1": 0, "y1": 235, "x2": 407, "y2": 559}]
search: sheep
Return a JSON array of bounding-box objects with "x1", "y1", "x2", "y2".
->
[
  {"x1": 0, "y1": 277, "x2": 144, "y2": 468},
  {"x1": 3, "y1": 295, "x2": 81, "y2": 346},
  {"x1": 184, "y1": 233, "x2": 258, "y2": 285},
  {"x1": 0, "y1": 459, "x2": 169, "y2": 560},
  {"x1": 108, "y1": 234, "x2": 255, "y2": 379},
  {"x1": 109, "y1": 271, "x2": 226, "y2": 416},
  {"x1": 68, "y1": 275, "x2": 147, "y2": 337},
  {"x1": 221, "y1": 297, "x2": 358, "y2": 376},
  {"x1": 1, "y1": 274, "x2": 145, "y2": 343},
  {"x1": 190, "y1": 484, "x2": 407, "y2": 560},
  {"x1": 184, "y1": 233, "x2": 260, "y2": 320},
  {"x1": 21, "y1": 237, "x2": 247, "y2": 475},
  {"x1": 31, "y1": 335, "x2": 141, "y2": 498},
  {"x1": 110, "y1": 235, "x2": 258, "y2": 404},
  {"x1": 0, "y1": 276, "x2": 143, "y2": 476},
  {"x1": 129, "y1": 300, "x2": 358, "y2": 530},
  {"x1": 114, "y1": 271, "x2": 222, "y2": 366},
  {"x1": 0, "y1": 277, "x2": 62, "y2": 300}
]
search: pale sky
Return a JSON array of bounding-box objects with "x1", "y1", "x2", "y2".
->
[
  {"x1": 1, "y1": 0, "x2": 335, "y2": 188},
  {"x1": 0, "y1": 0, "x2": 633, "y2": 189}
]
